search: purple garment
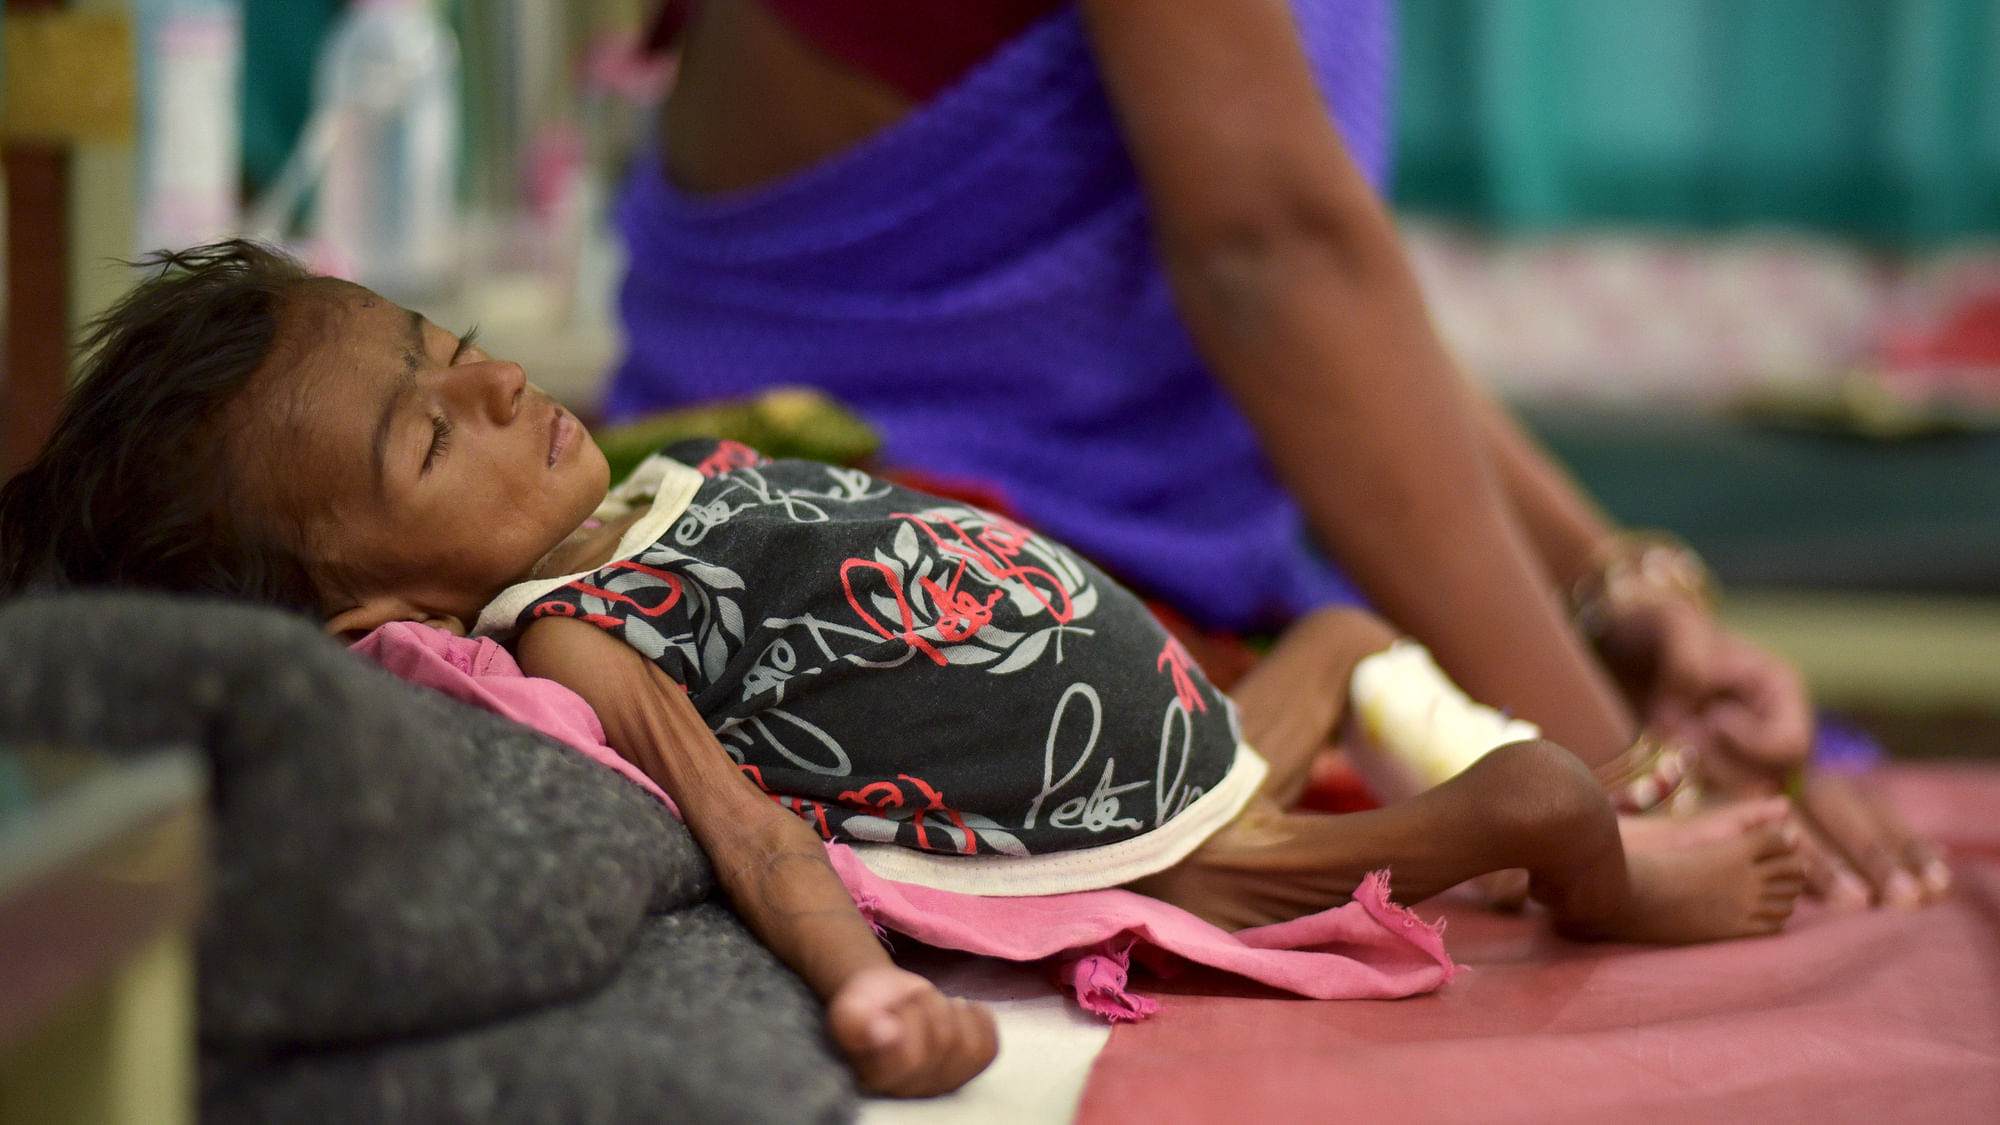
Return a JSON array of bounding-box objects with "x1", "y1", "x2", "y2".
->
[{"x1": 611, "y1": 0, "x2": 1394, "y2": 631}]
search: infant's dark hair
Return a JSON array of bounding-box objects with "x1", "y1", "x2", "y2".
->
[{"x1": 0, "y1": 239, "x2": 320, "y2": 610}]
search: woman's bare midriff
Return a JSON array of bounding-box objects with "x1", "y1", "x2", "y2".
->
[{"x1": 663, "y1": 1, "x2": 916, "y2": 195}]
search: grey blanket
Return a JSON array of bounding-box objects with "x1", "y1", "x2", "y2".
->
[{"x1": 0, "y1": 594, "x2": 853, "y2": 1124}]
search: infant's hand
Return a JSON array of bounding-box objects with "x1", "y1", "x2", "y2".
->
[{"x1": 828, "y1": 965, "x2": 998, "y2": 1098}]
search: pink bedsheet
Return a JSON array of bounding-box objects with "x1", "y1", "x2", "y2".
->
[{"x1": 1076, "y1": 763, "x2": 2000, "y2": 1124}]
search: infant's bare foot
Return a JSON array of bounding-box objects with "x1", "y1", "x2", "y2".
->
[
  {"x1": 1618, "y1": 796, "x2": 1790, "y2": 855},
  {"x1": 1583, "y1": 817, "x2": 1806, "y2": 944},
  {"x1": 1449, "y1": 802, "x2": 1785, "y2": 917}
]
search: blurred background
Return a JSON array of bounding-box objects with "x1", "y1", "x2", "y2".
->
[
  {"x1": 0, "y1": 7, "x2": 1994, "y2": 1118},
  {"x1": 1, "y1": 0, "x2": 1998, "y2": 725}
]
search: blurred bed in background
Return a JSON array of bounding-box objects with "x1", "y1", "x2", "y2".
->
[{"x1": 1384, "y1": 1, "x2": 2000, "y2": 746}]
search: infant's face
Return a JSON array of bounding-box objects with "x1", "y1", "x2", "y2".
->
[{"x1": 243, "y1": 280, "x2": 608, "y2": 628}]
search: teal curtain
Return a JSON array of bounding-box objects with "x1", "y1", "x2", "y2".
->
[
  {"x1": 241, "y1": 0, "x2": 344, "y2": 191},
  {"x1": 250, "y1": 3, "x2": 1999, "y2": 244},
  {"x1": 1393, "y1": 0, "x2": 2000, "y2": 245}
]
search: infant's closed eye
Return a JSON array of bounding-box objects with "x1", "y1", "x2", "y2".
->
[
  {"x1": 422, "y1": 414, "x2": 453, "y2": 473},
  {"x1": 451, "y1": 324, "x2": 481, "y2": 363}
]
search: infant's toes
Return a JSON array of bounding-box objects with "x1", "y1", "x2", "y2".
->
[
  {"x1": 1764, "y1": 849, "x2": 1808, "y2": 886},
  {"x1": 1738, "y1": 796, "x2": 1793, "y2": 832},
  {"x1": 1753, "y1": 902, "x2": 1796, "y2": 932},
  {"x1": 1746, "y1": 819, "x2": 1798, "y2": 861}
]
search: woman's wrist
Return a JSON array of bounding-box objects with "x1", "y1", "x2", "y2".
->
[{"x1": 1567, "y1": 530, "x2": 1716, "y2": 639}]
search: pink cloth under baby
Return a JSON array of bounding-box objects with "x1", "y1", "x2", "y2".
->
[{"x1": 351, "y1": 622, "x2": 1457, "y2": 1019}]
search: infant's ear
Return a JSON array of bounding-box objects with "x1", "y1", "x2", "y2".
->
[{"x1": 324, "y1": 597, "x2": 467, "y2": 641}]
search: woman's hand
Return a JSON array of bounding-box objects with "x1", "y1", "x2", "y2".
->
[
  {"x1": 1794, "y1": 769, "x2": 1952, "y2": 909},
  {"x1": 1592, "y1": 593, "x2": 1950, "y2": 907},
  {"x1": 1593, "y1": 593, "x2": 1813, "y2": 777},
  {"x1": 828, "y1": 965, "x2": 999, "y2": 1098}
]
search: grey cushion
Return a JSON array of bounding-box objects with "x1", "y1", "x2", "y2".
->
[{"x1": 0, "y1": 593, "x2": 853, "y2": 1124}]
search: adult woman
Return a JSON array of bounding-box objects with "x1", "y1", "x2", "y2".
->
[{"x1": 611, "y1": 0, "x2": 1944, "y2": 907}]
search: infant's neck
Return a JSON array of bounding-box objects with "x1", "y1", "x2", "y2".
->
[{"x1": 532, "y1": 505, "x2": 652, "y2": 581}]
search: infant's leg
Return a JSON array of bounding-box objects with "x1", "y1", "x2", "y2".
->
[
  {"x1": 1226, "y1": 605, "x2": 1399, "y2": 809},
  {"x1": 1131, "y1": 739, "x2": 1805, "y2": 942},
  {"x1": 1131, "y1": 740, "x2": 1627, "y2": 931},
  {"x1": 1229, "y1": 605, "x2": 1537, "y2": 810},
  {"x1": 1195, "y1": 605, "x2": 1807, "y2": 939}
]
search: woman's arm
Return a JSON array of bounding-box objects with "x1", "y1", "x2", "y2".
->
[
  {"x1": 1461, "y1": 382, "x2": 1612, "y2": 591},
  {"x1": 1077, "y1": 0, "x2": 1635, "y2": 764},
  {"x1": 1078, "y1": 0, "x2": 1946, "y2": 904},
  {"x1": 1464, "y1": 377, "x2": 1824, "y2": 772},
  {"x1": 514, "y1": 616, "x2": 996, "y2": 1097}
]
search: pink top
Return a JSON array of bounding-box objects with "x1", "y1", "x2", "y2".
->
[{"x1": 351, "y1": 621, "x2": 1456, "y2": 1020}]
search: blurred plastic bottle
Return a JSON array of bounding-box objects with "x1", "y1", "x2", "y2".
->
[
  {"x1": 312, "y1": 0, "x2": 461, "y2": 301},
  {"x1": 138, "y1": 0, "x2": 243, "y2": 252}
]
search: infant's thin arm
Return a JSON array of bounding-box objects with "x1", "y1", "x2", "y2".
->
[{"x1": 513, "y1": 616, "x2": 996, "y2": 1096}]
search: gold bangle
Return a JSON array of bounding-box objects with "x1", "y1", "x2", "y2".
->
[
  {"x1": 1590, "y1": 733, "x2": 1660, "y2": 789},
  {"x1": 1593, "y1": 732, "x2": 1698, "y2": 816},
  {"x1": 1568, "y1": 530, "x2": 1716, "y2": 638}
]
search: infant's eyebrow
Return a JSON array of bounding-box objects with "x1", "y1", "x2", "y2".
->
[
  {"x1": 370, "y1": 310, "x2": 428, "y2": 495},
  {"x1": 401, "y1": 308, "x2": 426, "y2": 375}
]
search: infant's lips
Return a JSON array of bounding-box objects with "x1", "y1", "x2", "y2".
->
[{"x1": 547, "y1": 404, "x2": 571, "y2": 468}]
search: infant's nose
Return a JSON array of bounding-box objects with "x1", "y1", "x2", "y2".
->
[{"x1": 458, "y1": 359, "x2": 526, "y2": 423}]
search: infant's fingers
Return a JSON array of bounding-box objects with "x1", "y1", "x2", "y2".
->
[
  {"x1": 855, "y1": 987, "x2": 997, "y2": 1098},
  {"x1": 942, "y1": 997, "x2": 1000, "y2": 1089},
  {"x1": 898, "y1": 992, "x2": 997, "y2": 1097}
]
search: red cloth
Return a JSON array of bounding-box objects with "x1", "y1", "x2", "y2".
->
[
  {"x1": 1076, "y1": 763, "x2": 2000, "y2": 1124},
  {"x1": 648, "y1": 1, "x2": 1063, "y2": 100},
  {"x1": 761, "y1": 0, "x2": 1063, "y2": 99}
]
